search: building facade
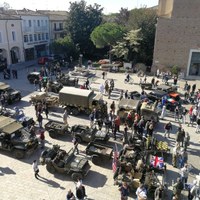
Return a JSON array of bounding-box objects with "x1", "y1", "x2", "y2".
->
[
  {"x1": 15, "y1": 9, "x2": 50, "y2": 61},
  {"x1": 153, "y1": 0, "x2": 200, "y2": 78},
  {"x1": 37, "y1": 10, "x2": 67, "y2": 43},
  {"x1": 0, "y1": 13, "x2": 24, "y2": 66}
]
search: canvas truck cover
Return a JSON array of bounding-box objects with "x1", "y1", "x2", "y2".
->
[
  {"x1": 118, "y1": 99, "x2": 140, "y2": 110},
  {"x1": 0, "y1": 116, "x2": 22, "y2": 134},
  {"x1": 59, "y1": 87, "x2": 94, "y2": 107}
]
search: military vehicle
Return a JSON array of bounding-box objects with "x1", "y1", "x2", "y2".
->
[
  {"x1": 68, "y1": 67, "x2": 94, "y2": 78},
  {"x1": 57, "y1": 74, "x2": 77, "y2": 87},
  {"x1": 0, "y1": 116, "x2": 38, "y2": 159},
  {"x1": 117, "y1": 99, "x2": 140, "y2": 123},
  {"x1": 40, "y1": 145, "x2": 91, "y2": 181},
  {"x1": 30, "y1": 92, "x2": 59, "y2": 107},
  {"x1": 27, "y1": 72, "x2": 40, "y2": 84},
  {"x1": 48, "y1": 81, "x2": 63, "y2": 93},
  {"x1": 140, "y1": 102, "x2": 159, "y2": 122},
  {"x1": 59, "y1": 87, "x2": 107, "y2": 118},
  {"x1": 85, "y1": 142, "x2": 113, "y2": 165},
  {"x1": 44, "y1": 120, "x2": 69, "y2": 138},
  {"x1": 71, "y1": 124, "x2": 110, "y2": 143},
  {"x1": 0, "y1": 82, "x2": 21, "y2": 104}
]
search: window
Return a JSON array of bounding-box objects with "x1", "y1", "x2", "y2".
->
[
  {"x1": 38, "y1": 34, "x2": 41, "y2": 40},
  {"x1": 29, "y1": 34, "x2": 33, "y2": 42},
  {"x1": 33, "y1": 20, "x2": 36, "y2": 26},
  {"x1": 42, "y1": 33, "x2": 45, "y2": 40},
  {"x1": 12, "y1": 31, "x2": 16, "y2": 41},
  {"x1": 34, "y1": 34, "x2": 37, "y2": 41},
  {"x1": 59, "y1": 23, "x2": 63, "y2": 30},
  {"x1": 28, "y1": 20, "x2": 31, "y2": 27},
  {"x1": 46, "y1": 33, "x2": 49, "y2": 40},
  {"x1": 54, "y1": 23, "x2": 56, "y2": 30},
  {"x1": 24, "y1": 35, "x2": 28, "y2": 43},
  {"x1": 45, "y1": 20, "x2": 47, "y2": 26},
  {"x1": 37, "y1": 20, "x2": 40, "y2": 26},
  {"x1": 41, "y1": 20, "x2": 43, "y2": 26},
  {"x1": 0, "y1": 32, "x2": 2, "y2": 43}
]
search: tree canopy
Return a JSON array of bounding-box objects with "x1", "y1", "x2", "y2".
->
[
  {"x1": 65, "y1": 0, "x2": 103, "y2": 57},
  {"x1": 50, "y1": 36, "x2": 78, "y2": 59},
  {"x1": 90, "y1": 23, "x2": 125, "y2": 49}
]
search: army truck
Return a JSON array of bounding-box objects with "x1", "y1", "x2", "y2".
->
[
  {"x1": 0, "y1": 116, "x2": 38, "y2": 159},
  {"x1": 0, "y1": 82, "x2": 21, "y2": 104},
  {"x1": 140, "y1": 102, "x2": 159, "y2": 122},
  {"x1": 40, "y1": 145, "x2": 91, "y2": 181},
  {"x1": 59, "y1": 87, "x2": 107, "y2": 117}
]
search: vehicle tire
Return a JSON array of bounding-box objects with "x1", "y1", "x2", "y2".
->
[
  {"x1": 66, "y1": 107, "x2": 72, "y2": 114},
  {"x1": 71, "y1": 172, "x2": 83, "y2": 181},
  {"x1": 71, "y1": 108, "x2": 79, "y2": 116},
  {"x1": 14, "y1": 149, "x2": 25, "y2": 159},
  {"x1": 76, "y1": 136, "x2": 82, "y2": 143},
  {"x1": 92, "y1": 155, "x2": 101, "y2": 165},
  {"x1": 46, "y1": 163, "x2": 56, "y2": 173},
  {"x1": 49, "y1": 129, "x2": 56, "y2": 138}
]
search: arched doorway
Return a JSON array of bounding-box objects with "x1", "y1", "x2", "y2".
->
[
  {"x1": 0, "y1": 49, "x2": 7, "y2": 71},
  {"x1": 10, "y1": 46, "x2": 20, "y2": 64}
]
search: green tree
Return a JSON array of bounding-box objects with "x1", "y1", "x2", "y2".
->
[
  {"x1": 50, "y1": 36, "x2": 78, "y2": 60},
  {"x1": 127, "y1": 8, "x2": 157, "y2": 65},
  {"x1": 91, "y1": 22, "x2": 125, "y2": 48},
  {"x1": 111, "y1": 29, "x2": 141, "y2": 61},
  {"x1": 91, "y1": 22, "x2": 125, "y2": 62},
  {"x1": 66, "y1": 0, "x2": 103, "y2": 58}
]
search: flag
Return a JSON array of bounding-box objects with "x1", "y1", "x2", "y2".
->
[
  {"x1": 150, "y1": 156, "x2": 164, "y2": 169},
  {"x1": 112, "y1": 143, "x2": 119, "y2": 172}
]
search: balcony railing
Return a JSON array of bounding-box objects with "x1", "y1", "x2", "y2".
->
[{"x1": 53, "y1": 28, "x2": 64, "y2": 32}]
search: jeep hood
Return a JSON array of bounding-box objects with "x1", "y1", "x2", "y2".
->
[
  {"x1": 70, "y1": 157, "x2": 88, "y2": 169},
  {"x1": 95, "y1": 130, "x2": 107, "y2": 139}
]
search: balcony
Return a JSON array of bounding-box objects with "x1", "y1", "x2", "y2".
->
[
  {"x1": 34, "y1": 26, "x2": 48, "y2": 32},
  {"x1": 53, "y1": 28, "x2": 64, "y2": 32}
]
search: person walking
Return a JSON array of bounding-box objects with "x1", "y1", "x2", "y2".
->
[
  {"x1": 160, "y1": 104, "x2": 166, "y2": 119},
  {"x1": 110, "y1": 101, "x2": 116, "y2": 115},
  {"x1": 76, "y1": 182, "x2": 86, "y2": 200},
  {"x1": 180, "y1": 164, "x2": 190, "y2": 186},
  {"x1": 32, "y1": 160, "x2": 40, "y2": 179},
  {"x1": 72, "y1": 137, "x2": 79, "y2": 154},
  {"x1": 164, "y1": 121, "x2": 172, "y2": 138},
  {"x1": 172, "y1": 178, "x2": 184, "y2": 200}
]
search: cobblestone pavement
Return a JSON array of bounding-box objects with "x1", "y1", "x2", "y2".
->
[{"x1": 0, "y1": 65, "x2": 199, "y2": 200}]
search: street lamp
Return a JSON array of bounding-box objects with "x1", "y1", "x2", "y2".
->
[{"x1": 79, "y1": 54, "x2": 83, "y2": 67}]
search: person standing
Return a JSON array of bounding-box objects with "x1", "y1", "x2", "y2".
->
[
  {"x1": 160, "y1": 104, "x2": 166, "y2": 119},
  {"x1": 63, "y1": 108, "x2": 69, "y2": 125},
  {"x1": 180, "y1": 164, "x2": 190, "y2": 186},
  {"x1": 32, "y1": 160, "x2": 40, "y2": 179},
  {"x1": 110, "y1": 101, "x2": 116, "y2": 115},
  {"x1": 37, "y1": 112, "x2": 43, "y2": 128},
  {"x1": 39, "y1": 130, "x2": 45, "y2": 149},
  {"x1": 119, "y1": 182, "x2": 129, "y2": 200},
  {"x1": 76, "y1": 182, "x2": 86, "y2": 200},
  {"x1": 43, "y1": 103, "x2": 49, "y2": 119},
  {"x1": 172, "y1": 178, "x2": 184, "y2": 200},
  {"x1": 136, "y1": 183, "x2": 147, "y2": 200},
  {"x1": 172, "y1": 143, "x2": 180, "y2": 168},
  {"x1": 192, "y1": 83, "x2": 196, "y2": 94},
  {"x1": 66, "y1": 189, "x2": 75, "y2": 200},
  {"x1": 164, "y1": 121, "x2": 172, "y2": 138},
  {"x1": 154, "y1": 185, "x2": 164, "y2": 200}
]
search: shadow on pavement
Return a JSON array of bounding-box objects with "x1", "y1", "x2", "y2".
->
[
  {"x1": 0, "y1": 167, "x2": 16, "y2": 175},
  {"x1": 38, "y1": 176, "x2": 65, "y2": 189},
  {"x1": 84, "y1": 170, "x2": 107, "y2": 188}
]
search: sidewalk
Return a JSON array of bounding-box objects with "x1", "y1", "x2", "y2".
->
[{"x1": 10, "y1": 60, "x2": 38, "y2": 71}]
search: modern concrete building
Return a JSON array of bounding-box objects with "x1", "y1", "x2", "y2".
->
[
  {"x1": 153, "y1": 0, "x2": 200, "y2": 78},
  {"x1": 37, "y1": 10, "x2": 67, "y2": 43},
  {"x1": 0, "y1": 13, "x2": 24, "y2": 66}
]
